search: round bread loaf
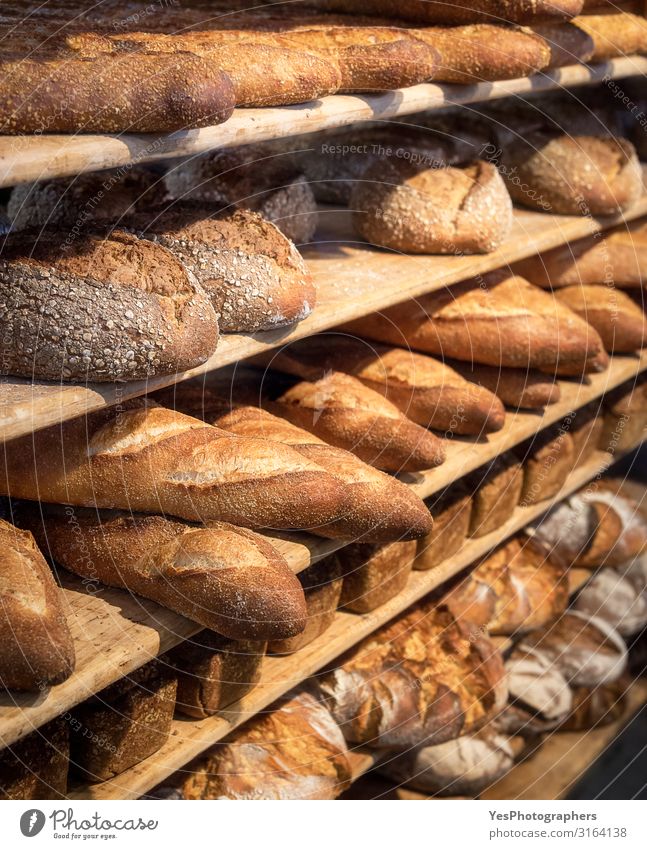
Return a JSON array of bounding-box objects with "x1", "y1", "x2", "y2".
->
[
  {"x1": 573, "y1": 569, "x2": 647, "y2": 637},
  {"x1": 351, "y1": 158, "x2": 513, "y2": 254}
]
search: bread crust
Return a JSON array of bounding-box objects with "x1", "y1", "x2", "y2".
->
[
  {"x1": 448, "y1": 359, "x2": 561, "y2": 408},
  {"x1": 517, "y1": 425, "x2": 576, "y2": 505},
  {"x1": 338, "y1": 540, "x2": 417, "y2": 612},
  {"x1": 572, "y1": 10, "x2": 647, "y2": 61},
  {"x1": 0, "y1": 718, "x2": 69, "y2": 800},
  {"x1": 468, "y1": 452, "x2": 524, "y2": 537},
  {"x1": 529, "y1": 20, "x2": 595, "y2": 65},
  {"x1": 415, "y1": 485, "x2": 472, "y2": 570},
  {"x1": 554, "y1": 283, "x2": 647, "y2": 352}
]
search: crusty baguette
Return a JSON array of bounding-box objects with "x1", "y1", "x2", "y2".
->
[
  {"x1": 539, "y1": 345, "x2": 610, "y2": 377},
  {"x1": 501, "y1": 132, "x2": 642, "y2": 215},
  {"x1": 129, "y1": 206, "x2": 316, "y2": 333},
  {"x1": 341, "y1": 271, "x2": 604, "y2": 371},
  {"x1": 529, "y1": 20, "x2": 595, "y2": 65},
  {"x1": 447, "y1": 359, "x2": 561, "y2": 408},
  {"x1": 351, "y1": 158, "x2": 513, "y2": 254},
  {"x1": 258, "y1": 335, "x2": 505, "y2": 434},
  {"x1": 0, "y1": 400, "x2": 347, "y2": 531},
  {"x1": 512, "y1": 221, "x2": 647, "y2": 289},
  {"x1": 572, "y1": 10, "x2": 647, "y2": 60},
  {"x1": 272, "y1": 371, "x2": 446, "y2": 472},
  {"x1": 0, "y1": 230, "x2": 219, "y2": 382},
  {"x1": 22, "y1": 508, "x2": 308, "y2": 641},
  {"x1": 0, "y1": 519, "x2": 75, "y2": 691},
  {"x1": 156, "y1": 387, "x2": 434, "y2": 541},
  {"x1": 554, "y1": 284, "x2": 647, "y2": 352}
]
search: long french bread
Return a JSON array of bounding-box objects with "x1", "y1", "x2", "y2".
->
[
  {"x1": 447, "y1": 359, "x2": 561, "y2": 408},
  {"x1": 554, "y1": 284, "x2": 647, "y2": 352},
  {"x1": 21, "y1": 508, "x2": 308, "y2": 641}
]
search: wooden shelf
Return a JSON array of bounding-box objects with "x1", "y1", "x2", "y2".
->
[
  {"x1": 1, "y1": 56, "x2": 645, "y2": 189},
  {"x1": 1, "y1": 352, "x2": 644, "y2": 755},
  {"x1": 2, "y1": 187, "x2": 647, "y2": 445},
  {"x1": 68, "y1": 442, "x2": 640, "y2": 800}
]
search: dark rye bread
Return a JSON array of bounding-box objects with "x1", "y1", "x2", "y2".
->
[
  {"x1": 0, "y1": 519, "x2": 75, "y2": 692},
  {"x1": 448, "y1": 359, "x2": 561, "y2": 408},
  {"x1": 0, "y1": 230, "x2": 219, "y2": 382},
  {"x1": 129, "y1": 206, "x2": 316, "y2": 333},
  {"x1": 22, "y1": 507, "x2": 308, "y2": 641},
  {"x1": 1, "y1": 400, "x2": 347, "y2": 532},
  {"x1": 0, "y1": 718, "x2": 69, "y2": 800},
  {"x1": 159, "y1": 388, "x2": 433, "y2": 542},
  {"x1": 341, "y1": 271, "x2": 604, "y2": 371},
  {"x1": 351, "y1": 158, "x2": 513, "y2": 254},
  {"x1": 554, "y1": 284, "x2": 647, "y2": 352},
  {"x1": 260, "y1": 334, "x2": 505, "y2": 434}
]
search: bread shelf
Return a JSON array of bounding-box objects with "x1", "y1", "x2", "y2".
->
[
  {"x1": 1, "y1": 351, "x2": 644, "y2": 755},
  {"x1": 1, "y1": 56, "x2": 646, "y2": 190},
  {"x1": 2, "y1": 183, "x2": 647, "y2": 445},
  {"x1": 68, "y1": 441, "x2": 641, "y2": 800}
]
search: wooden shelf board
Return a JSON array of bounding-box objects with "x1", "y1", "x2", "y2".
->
[
  {"x1": 1, "y1": 355, "x2": 644, "y2": 755},
  {"x1": 2, "y1": 183, "x2": 647, "y2": 445},
  {"x1": 1, "y1": 56, "x2": 645, "y2": 189},
  {"x1": 481, "y1": 679, "x2": 647, "y2": 800},
  {"x1": 68, "y1": 443, "x2": 639, "y2": 800}
]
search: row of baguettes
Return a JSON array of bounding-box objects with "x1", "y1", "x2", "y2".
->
[{"x1": 0, "y1": 1, "x2": 645, "y2": 133}]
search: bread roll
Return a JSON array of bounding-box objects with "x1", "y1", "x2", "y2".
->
[
  {"x1": 0, "y1": 230, "x2": 219, "y2": 382},
  {"x1": 22, "y1": 506, "x2": 308, "y2": 641},
  {"x1": 273, "y1": 371, "x2": 446, "y2": 472},
  {"x1": 573, "y1": 569, "x2": 647, "y2": 636},
  {"x1": 517, "y1": 425, "x2": 575, "y2": 506},
  {"x1": 261, "y1": 335, "x2": 505, "y2": 434},
  {"x1": 0, "y1": 718, "x2": 68, "y2": 800},
  {"x1": 129, "y1": 206, "x2": 316, "y2": 333},
  {"x1": 338, "y1": 541, "x2": 417, "y2": 613},
  {"x1": 341, "y1": 271, "x2": 603, "y2": 372},
  {"x1": 468, "y1": 452, "x2": 523, "y2": 538},
  {"x1": 0, "y1": 520, "x2": 75, "y2": 692},
  {"x1": 351, "y1": 159, "x2": 513, "y2": 254},
  {"x1": 415, "y1": 485, "x2": 472, "y2": 571},
  {"x1": 501, "y1": 133, "x2": 642, "y2": 215},
  {"x1": 167, "y1": 634, "x2": 266, "y2": 719},
  {"x1": 448, "y1": 360, "x2": 561, "y2": 409},
  {"x1": 554, "y1": 284, "x2": 647, "y2": 352},
  {"x1": 1, "y1": 400, "x2": 347, "y2": 531}
]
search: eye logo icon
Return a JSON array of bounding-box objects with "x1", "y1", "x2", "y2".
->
[{"x1": 20, "y1": 810, "x2": 45, "y2": 837}]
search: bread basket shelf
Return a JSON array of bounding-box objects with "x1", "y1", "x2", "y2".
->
[
  {"x1": 2, "y1": 185, "x2": 647, "y2": 445},
  {"x1": 1, "y1": 351, "x2": 645, "y2": 755},
  {"x1": 1, "y1": 55, "x2": 645, "y2": 190},
  {"x1": 67, "y1": 439, "x2": 644, "y2": 800}
]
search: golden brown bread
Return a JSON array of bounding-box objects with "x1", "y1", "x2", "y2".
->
[
  {"x1": 341, "y1": 271, "x2": 604, "y2": 371},
  {"x1": 572, "y1": 10, "x2": 647, "y2": 60},
  {"x1": 468, "y1": 452, "x2": 524, "y2": 538},
  {"x1": 22, "y1": 506, "x2": 308, "y2": 641},
  {"x1": 517, "y1": 425, "x2": 575, "y2": 505},
  {"x1": 600, "y1": 373, "x2": 647, "y2": 451},
  {"x1": 0, "y1": 718, "x2": 69, "y2": 800},
  {"x1": 1, "y1": 400, "x2": 347, "y2": 532},
  {"x1": 260, "y1": 335, "x2": 505, "y2": 434},
  {"x1": 529, "y1": 20, "x2": 595, "y2": 64},
  {"x1": 167, "y1": 634, "x2": 266, "y2": 719},
  {"x1": 567, "y1": 401, "x2": 605, "y2": 466},
  {"x1": 448, "y1": 359, "x2": 561, "y2": 408},
  {"x1": 273, "y1": 371, "x2": 446, "y2": 472},
  {"x1": 0, "y1": 520, "x2": 75, "y2": 692},
  {"x1": 129, "y1": 206, "x2": 316, "y2": 333},
  {"x1": 415, "y1": 485, "x2": 473, "y2": 571},
  {"x1": 575, "y1": 482, "x2": 647, "y2": 567},
  {"x1": 0, "y1": 230, "x2": 219, "y2": 382},
  {"x1": 338, "y1": 541, "x2": 417, "y2": 613},
  {"x1": 561, "y1": 677, "x2": 629, "y2": 731},
  {"x1": 351, "y1": 159, "x2": 513, "y2": 254},
  {"x1": 554, "y1": 283, "x2": 647, "y2": 352}
]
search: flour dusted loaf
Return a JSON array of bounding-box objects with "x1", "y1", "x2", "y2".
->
[
  {"x1": 2, "y1": 400, "x2": 347, "y2": 532},
  {"x1": 129, "y1": 206, "x2": 316, "y2": 333},
  {"x1": 516, "y1": 425, "x2": 575, "y2": 505},
  {"x1": 170, "y1": 689, "x2": 352, "y2": 800},
  {"x1": 561, "y1": 677, "x2": 630, "y2": 731},
  {"x1": 167, "y1": 634, "x2": 266, "y2": 719},
  {"x1": 468, "y1": 452, "x2": 523, "y2": 538},
  {"x1": 554, "y1": 284, "x2": 647, "y2": 353},
  {"x1": 338, "y1": 541, "x2": 417, "y2": 613},
  {"x1": 273, "y1": 371, "x2": 446, "y2": 472},
  {"x1": 444, "y1": 535, "x2": 568, "y2": 635},
  {"x1": 0, "y1": 520, "x2": 75, "y2": 692},
  {"x1": 263, "y1": 335, "x2": 505, "y2": 434},
  {"x1": 269, "y1": 556, "x2": 344, "y2": 654},
  {"x1": 0, "y1": 718, "x2": 69, "y2": 800},
  {"x1": 0, "y1": 230, "x2": 219, "y2": 382},
  {"x1": 573, "y1": 569, "x2": 647, "y2": 636},
  {"x1": 574, "y1": 483, "x2": 647, "y2": 568},
  {"x1": 351, "y1": 158, "x2": 513, "y2": 254},
  {"x1": 317, "y1": 602, "x2": 507, "y2": 748},
  {"x1": 70, "y1": 660, "x2": 177, "y2": 783},
  {"x1": 415, "y1": 485, "x2": 472, "y2": 571},
  {"x1": 22, "y1": 506, "x2": 308, "y2": 641},
  {"x1": 341, "y1": 271, "x2": 603, "y2": 372}
]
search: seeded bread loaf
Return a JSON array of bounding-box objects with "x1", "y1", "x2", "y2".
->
[
  {"x1": 338, "y1": 541, "x2": 417, "y2": 613},
  {"x1": 0, "y1": 718, "x2": 69, "y2": 800},
  {"x1": 468, "y1": 452, "x2": 524, "y2": 538},
  {"x1": 0, "y1": 520, "x2": 75, "y2": 691},
  {"x1": 0, "y1": 230, "x2": 219, "y2": 382},
  {"x1": 415, "y1": 485, "x2": 472, "y2": 571}
]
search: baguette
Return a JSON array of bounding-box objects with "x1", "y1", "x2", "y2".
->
[
  {"x1": 529, "y1": 20, "x2": 595, "y2": 64},
  {"x1": 22, "y1": 507, "x2": 308, "y2": 641},
  {"x1": 447, "y1": 359, "x2": 561, "y2": 408},
  {"x1": 1, "y1": 400, "x2": 347, "y2": 531},
  {"x1": 129, "y1": 206, "x2": 316, "y2": 333},
  {"x1": 539, "y1": 345, "x2": 609, "y2": 377},
  {"x1": 341, "y1": 271, "x2": 604, "y2": 371},
  {"x1": 0, "y1": 230, "x2": 219, "y2": 382},
  {"x1": 0, "y1": 519, "x2": 75, "y2": 692},
  {"x1": 572, "y1": 10, "x2": 647, "y2": 60},
  {"x1": 351, "y1": 158, "x2": 513, "y2": 254},
  {"x1": 272, "y1": 371, "x2": 446, "y2": 472},
  {"x1": 260, "y1": 335, "x2": 505, "y2": 434},
  {"x1": 554, "y1": 284, "x2": 647, "y2": 352}
]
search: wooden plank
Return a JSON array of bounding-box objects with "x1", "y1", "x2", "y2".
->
[
  {"x1": 482, "y1": 679, "x2": 647, "y2": 800},
  {"x1": 1, "y1": 56, "x2": 645, "y2": 189},
  {"x1": 2, "y1": 188, "x2": 647, "y2": 444},
  {"x1": 68, "y1": 443, "x2": 638, "y2": 800}
]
